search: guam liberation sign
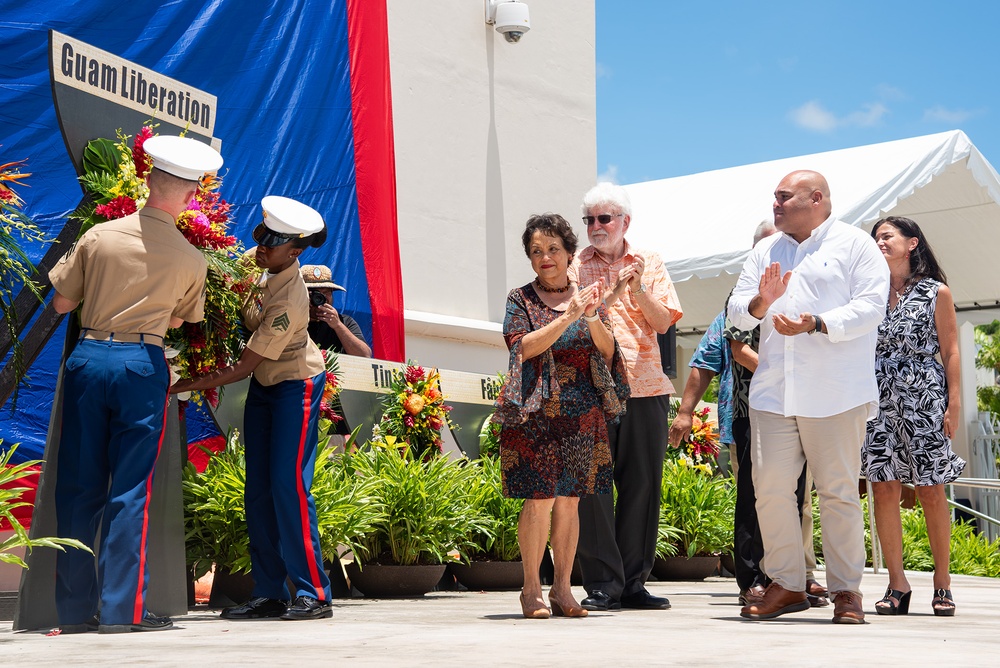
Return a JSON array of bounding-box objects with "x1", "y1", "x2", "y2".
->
[{"x1": 0, "y1": 30, "x2": 219, "y2": 405}]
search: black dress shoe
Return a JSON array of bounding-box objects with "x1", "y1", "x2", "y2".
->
[
  {"x1": 280, "y1": 596, "x2": 333, "y2": 620},
  {"x1": 98, "y1": 612, "x2": 173, "y2": 633},
  {"x1": 580, "y1": 590, "x2": 621, "y2": 612},
  {"x1": 60, "y1": 615, "x2": 99, "y2": 634},
  {"x1": 620, "y1": 588, "x2": 671, "y2": 610},
  {"x1": 221, "y1": 597, "x2": 289, "y2": 620}
]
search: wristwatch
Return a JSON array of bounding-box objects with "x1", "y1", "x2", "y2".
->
[{"x1": 637, "y1": 283, "x2": 647, "y2": 294}]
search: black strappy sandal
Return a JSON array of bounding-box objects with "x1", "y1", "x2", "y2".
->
[
  {"x1": 932, "y1": 588, "x2": 956, "y2": 617},
  {"x1": 874, "y1": 587, "x2": 911, "y2": 615}
]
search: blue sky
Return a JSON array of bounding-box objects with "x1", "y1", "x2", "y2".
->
[{"x1": 595, "y1": 1, "x2": 1000, "y2": 185}]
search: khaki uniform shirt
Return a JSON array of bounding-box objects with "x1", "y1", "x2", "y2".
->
[
  {"x1": 49, "y1": 207, "x2": 207, "y2": 338},
  {"x1": 570, "y1": 241, "x2": 683, "y2": 397},
  {"x1": 243, "y1": 256, "x2": 326, "y2": 386}
]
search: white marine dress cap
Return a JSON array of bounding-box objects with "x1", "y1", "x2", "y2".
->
[{"x1": 143, "y1": 135, "x2": 223, "y2": 181}]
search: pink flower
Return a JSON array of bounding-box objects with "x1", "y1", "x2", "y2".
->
[
  {"x1": 404, "y1": 365, "x2": 425, "y2": 384},
  {"x1": 404, "y1": 415, "x2": 415, "y2": 428}
]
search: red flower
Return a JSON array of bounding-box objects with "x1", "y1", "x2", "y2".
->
[
  {"x1": 132, "y1": 126, "x2": 154, "y2": 179},
  {"x1": 95, "y1": 195, "x2": 137, "y2": 220},
  {"x1": 404, "y1": 365, "x2": 425, "y2": 384}
]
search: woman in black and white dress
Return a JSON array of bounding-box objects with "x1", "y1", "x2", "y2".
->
[{"x1": 863, "y1": 216, "x2": 964, "y2": 617}]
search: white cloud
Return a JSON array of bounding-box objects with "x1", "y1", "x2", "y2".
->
[
  {"x1": 923, "y1": 105, "x2": 975, "y2": 124},
  {"x1": 597, "y1": 164, "x2": 619, "y2": 184},
  {"x1": 596, "y1": 61, "x2": 612, "y2": 79},
  {"x1": 845, "y1": 102, "x2": 889, "y2": 127},
  {"x1": 875, "y1": 84, "x2": 907, "y2": 101},
  {"x1": 790, "y1": 100, "x2": 888, "y2": 133},
  {"x1": 790, "y1": 101, "x2": 839, "y2": 132}
]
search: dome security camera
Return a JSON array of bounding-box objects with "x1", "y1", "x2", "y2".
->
[{"x1": 486, "y1": 1, "x2": 530, "y2": 44}]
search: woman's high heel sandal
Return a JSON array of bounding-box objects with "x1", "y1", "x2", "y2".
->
[
  {"x1": 519, "y1": 592, "x2": 551, "y2": 619},
  {"x1": 932, "y1": 588, "x2": 956, "y2": 617},
  {"x1": 548, "y1": 595, "x2": 588, "y2": 618},
  {"x1": 874, "y1": 587, "x2": 911, "y2": 615}
]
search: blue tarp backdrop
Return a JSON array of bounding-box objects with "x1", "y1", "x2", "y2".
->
[{"x1": 0, "y1": 1, "x2": 382, "y2": 461}]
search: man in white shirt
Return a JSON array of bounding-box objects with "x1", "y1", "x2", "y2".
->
[{"x1": 728, "y1": 170, "x2": 888, "y2": 624}]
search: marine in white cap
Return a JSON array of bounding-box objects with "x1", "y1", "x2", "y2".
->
[
  {"x1": 171, "y1": 196, "x2": 335, "y2": 621},
  {"x1": 48, "y1": 134, "x2": 223, "y2": 634}
]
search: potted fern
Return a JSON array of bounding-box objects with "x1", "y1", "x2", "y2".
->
[
  {"x1": 341, "y1": 438, "x2": 487, "y2": 597},
  {"x1": 653, "y1": 458, "x2": 735, "y2": 581},
  {"x1": 450, "y1": 451, "x2": 524, "y2": 590}
]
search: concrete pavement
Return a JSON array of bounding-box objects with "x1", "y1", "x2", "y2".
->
[{"x1": 3, "y1": 568, "x2": 998, "y2": 666}]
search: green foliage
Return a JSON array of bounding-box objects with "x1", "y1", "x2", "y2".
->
[
  {"x1": 478, "y1": 416, "x2": 501, "y2": 460},
  {"x1": 702, "y1": 375, "x2": 720, "y2": 403},
  {"x1": 182, "y1": 439, "x2": 250, "y2": 578},
  {"x1": 81, "y1": 137, "x2": 121, "y2": 175},
  {"x1": 976, "y1": 322, "x2": 1000, "y2": 416},
  {"x1": 811, "y1": 494, "x2": 1000, "y2": 577},
  {"x1": 659, "y1": 460, "x2": 735, "y2": 557},
  {"x1": 464, "y1": 455, "x2": 522, "y2": 562},
  {"x1": 341, "y1": 443, "x2": 489, "y2": 566},
  {"x1": 182, "y1": 431, "x2": 379, "y2": 579},
  {"x1": 0, "y1": 443, "x2": 91, "y2": 568}
]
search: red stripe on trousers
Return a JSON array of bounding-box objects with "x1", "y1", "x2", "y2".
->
[
  {"x1": 296, "y1": 377, "x2": 325, "y2": 599},
  {"x1": 133, "y1": 390, "x2": 170, "y2": 622},
  {"x1": 346, "y1": 0, "x2": 405, "y2": 362}
]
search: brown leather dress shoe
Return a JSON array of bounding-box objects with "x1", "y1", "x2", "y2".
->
[
  {"x1": 806, "y1": 579, "x2": 829, "y2": 607},
  {"x1": 831, "y1": 590, "x2": 865, "y2": 624},
  {"x1": 740, "y1": 583, "x2": 809, "y2": 620},
  {"x1": 739, "y1": 584, "x2": 766, "y2": 606}
]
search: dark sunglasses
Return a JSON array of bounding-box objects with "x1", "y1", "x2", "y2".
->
[{"x1": 582, "y1": 213, "x2": 623, "y2": 226}]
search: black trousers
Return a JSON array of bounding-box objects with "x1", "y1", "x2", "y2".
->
[
  {"x1": 732, "y1": 415, "x2": 811, "y2": 591},
  {"x1": 576, "y1": 395, "x2": 670, "y2": 600}
]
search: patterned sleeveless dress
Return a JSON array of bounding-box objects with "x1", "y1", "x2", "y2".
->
[
  {"x1": 494, "y1": 284, "x2": 629, "y2": 499},
  {"x1": 862, "y1": 277, "x2": 966, "y2": 484}
]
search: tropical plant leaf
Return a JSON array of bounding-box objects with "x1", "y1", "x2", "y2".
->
[{"x1": 81, "y1": 137, "x2": 121, "y2": 175}]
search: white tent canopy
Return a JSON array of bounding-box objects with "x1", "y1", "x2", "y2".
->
[{"x1": 623, "y1": 130, "x2": 1000, "y2": 339}]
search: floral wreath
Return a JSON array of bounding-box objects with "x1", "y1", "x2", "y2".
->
[
  {"x1": 70, "y1": 124, "x2": 256, "y2": 407},
  {"x1": 1, "y1": 154, "x2": 49, "y2": 403},
  {"x1": 370, "y1": 362, "x2": 455, "y2": 459},
  {"x1": 669, "y1": 405, "x2": 721, "y2": 474}
]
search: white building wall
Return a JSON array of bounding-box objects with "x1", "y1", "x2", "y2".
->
[{"x1": 387, "y1": 1, "x2": 597, "y2": 374}]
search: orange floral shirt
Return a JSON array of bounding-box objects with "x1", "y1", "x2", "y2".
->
[{"x1": 570, "y1": 242, "x2": 683, "y2": 397}]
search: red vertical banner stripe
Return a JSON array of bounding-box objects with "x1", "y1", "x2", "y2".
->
[{"x1": 346, "y1": 0, "x2": 405, "y2": 362}]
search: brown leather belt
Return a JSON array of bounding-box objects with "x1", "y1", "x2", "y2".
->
[{"x1": 81, "y1": 329, "x2": 164, "y2": 348}]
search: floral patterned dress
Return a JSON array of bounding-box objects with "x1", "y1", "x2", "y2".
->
[
  {"x1": 863, "y1": 277, "x2": 966, "y2": 484},
  {"x1": 494, "y1": 284, "x2": 629, "y2": 499}
]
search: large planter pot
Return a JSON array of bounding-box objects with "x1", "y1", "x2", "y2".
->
[
  {"x1": 651, "y1": 555, "x2": 719, "y2": 581},
  {"x1": 345, "y1": 562, "x2": 447, "y2": 598},
  {"x1": 209, "y1": 567, "x2": 255, "y2": 608},
  {"x1": 449, "y1": 560, "x2": 523, "y2": 591},
  {"x1": 719, "y1": 552, "x2": 736, "y2": 577}
]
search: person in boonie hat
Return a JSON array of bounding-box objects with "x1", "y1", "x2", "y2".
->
[
  {"x1": 171, "y1": 195, "x2": 334, "y2": 622},
  {"x1": 47, "y1": 133, "x2": 223, "y2": 635},
  {"x1": 301, "y1": 264, "x2": 371, "y2": 359}
]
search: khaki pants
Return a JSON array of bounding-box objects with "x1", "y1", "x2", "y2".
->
[{"x1": 750, "y1": 406, "x2": 867, "y2": 594}]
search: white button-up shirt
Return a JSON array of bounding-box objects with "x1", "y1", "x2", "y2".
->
[{"x1": 728, "y1": 216, "x2": 889, "y2": 419}]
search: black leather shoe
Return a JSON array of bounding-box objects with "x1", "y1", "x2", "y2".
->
[
  {"x1": 221, "y1": 597, "x2": 289, "y2": 620},
  {"x1": 280, "y1": 596, "x2": 333, "y2": 620},
  {"x1": 580, "y1": 590, "x2": 621, "y2": 612},
  {"x1": 60, "y1": 615, "x2": 99, "y2": 634},
  {"x1": 98, "y1": 612, "x2": 173, "y2": 633},
  {"x1": 620, "y1": 588, "x2": 671, "y2": 610}
]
